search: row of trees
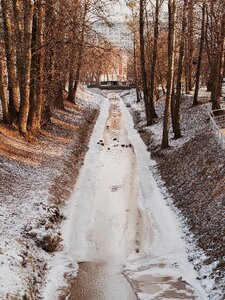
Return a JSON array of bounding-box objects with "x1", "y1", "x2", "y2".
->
[
  {"x1": 127, "y1": 0, "x2": 225, "y2": 148},
  {"x1": 0, "y1": 0, "x2": 117, "y2": 136}
]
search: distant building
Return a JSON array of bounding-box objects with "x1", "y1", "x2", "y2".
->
[
  {"x1": 94, "y1": 21, "x2": 132, "y2": 82},
  {"x1": 95, "y1": 21, "x2": 132, "y2": 50}
]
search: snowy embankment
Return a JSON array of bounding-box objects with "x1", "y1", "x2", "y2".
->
[
  {"x1": 121, "y1": 89, "x2": 225, "y2": 299},
  {"x1": 120, "y1": 99, "x2": 207, "y2": 300},
  {"x1": 0, "y1": 87, "x2": 102, "y2": 299}
]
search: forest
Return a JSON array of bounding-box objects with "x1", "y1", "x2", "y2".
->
[
  {"x1": 0, "y1": 0, "x2": 224, "y2": 299},
  {"x1": 0, "y1": 0, "x2": 117, "y2": 136},
  {"x1": 0, "y1": 0, "x2": 224, "y2": 145}
]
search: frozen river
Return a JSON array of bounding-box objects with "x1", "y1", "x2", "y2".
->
[{"x1": 44, "y1": 94, "x2": 207, "y2": 299}]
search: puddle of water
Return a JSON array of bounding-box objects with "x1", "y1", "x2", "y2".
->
[{"x1": 67, "y1": 262, "x2": 137, "y2": 300}]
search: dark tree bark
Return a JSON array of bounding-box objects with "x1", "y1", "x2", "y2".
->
[
  {"x1": 193, "y1": 3, "x2": 206, "y2": 106},
  {"x1": 18, "y1": 0, "x2": 34, "y2": 135},
  {"x1": 68, "y1": 0, "x2": 87, "y2": 103},
  {"x1": 149, "y1": 0, "x2": 160, "y2": 119},
  {"x1": 132, "y1": 17, "x2": 141, "y2": 103},
  {"x1": 0, "y1": 53, "x2": 10, "y2": 124},
  {"x1": 173, "y1": 0, "x2": 188, "y2": 139},
  {"x1": 186, "y1": 0, "x2": 194, "y2": 93},
  {"x1": 29, "y1": 0, "x2": 45, "y2": 132},
  {"x1": 1, "y1": 0, "x2": 19, "y2": 118},
  {"x1": 162, "y1": 0, "x2": 176, "y2": 149},
  {"x1": 42, "y1": 0, "x2": 55, "y2": 126},
  {"x1": 211, "y1": 10, "x2": 225, "y2": 111},
  {"x1": 139, "y1": 0, "x2": 152, "y2": 125},
  {"x1": 67, "y1": 67, "x2": 75, "y2": 102}
]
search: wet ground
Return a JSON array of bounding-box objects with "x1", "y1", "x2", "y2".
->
[
  {"x1": 66, "y1": 98, "x2": 138, "y2": 299},
  {"x1": 51, "y1": 95, "x2": 207, "y2": 300}
]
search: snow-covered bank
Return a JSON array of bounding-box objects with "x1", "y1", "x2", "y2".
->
[
  {"x1": 0, "y1": 88, "x2": 102, "y2": 299},
  {"x1": 119, "y1": 99, "x2": 208, "y2": 299},
  {"x1": 121, "y1": 88, "x2": 225, "y2": 299},
  {"x1": 42, "y1": 93, "x2": 111, "y2": 299}
]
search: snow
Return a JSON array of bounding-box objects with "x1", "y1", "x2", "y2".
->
[
  {"x1": 0, "y1": 159, "x2": 53, "y2": 298},
  {"x1": 1, "y1": 86, "x2": 218, "y2": 298},
  {"x1": 42, "y1": 90, "x2": 109, "y2": 299},
  {"x1": 43, "y1": 91, "x2": 209, "y2": 299},
  {"x1": 121, "y1": 87, "x2": 224, "y2": 299},
  {"x1": 43, "y1": 252, "x2": 78, "y2": 300},
  {"x1": 0, "y1": 86, "x2": 101, "y2": 299},
  {"x1": 121, "y1": 88, "x2": 211, "y2": 150},
  {"x1": 119, "y1": 98, "x2": 208, "y2": 299}
]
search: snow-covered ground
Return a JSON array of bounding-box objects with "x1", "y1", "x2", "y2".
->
[
  {"x1": 121, "y1": 88, "x2": 225, "y2": 299},
  {"x1": 43, "y1": 93, "x2": 208, "y2": 299},
  {"x1": 1, "y1": 87, "x2": 222, "y2": 298},
  {"x1": 0, "y1": 87, "x2": 102, "y2": 299}
]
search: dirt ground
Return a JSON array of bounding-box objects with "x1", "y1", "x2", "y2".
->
[{"x1": 123, "y1": 91, "x2": 225, "y2": 299}]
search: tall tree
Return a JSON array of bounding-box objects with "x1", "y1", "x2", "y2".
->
[
  {"x1": 162, "y1": 0, "x2": 176, "y2": 149},
  {"x1": 210, "y1": 1, "x2": 225, "y2": 111},
  {"x1": 173, "y1": 0, "x2": 188, "y2": 139},
  {"x1": 1, "y1": 0, "x2": 20, "y2": 119},
  {"x1": 186, "y1": 0, "x2": 194, "y2": 93},
  {"x1": 18, "y1": 0, "x2": 34, "y2": 135},
  {"x1": 0, "y1": 42, "x2": 10, "y2": 124},
  {"x1": 139, "y1": 0, "x2": 152, "y2": 125},
  {"x1": 68, "y1": 0, "x2": 88, "y2": 103},
  {"x1": 149, "y1": 0, "x2": 161, "y2": 120},
  {"x1": 29, "y1": 0, "x2": 45, "y2": 132},
  {"x1": 193, "y1": 1, "x2": 206, "y2": 106}
]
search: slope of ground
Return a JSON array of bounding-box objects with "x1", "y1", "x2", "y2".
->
[
  {"x1": 0, "y1": 88, "x2": 101, "y2": 299},
  {"x1": 122, "y1": 89, "x2": 225, "y2": 299}
]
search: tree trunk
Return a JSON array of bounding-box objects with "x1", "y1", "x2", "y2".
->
[
  {"x1": 42, "y1": 0, "x2": 55, "y2": 126},
  {"x1": 18, "y1": 0, "x2": 34, "y2": 135},
  {"x1": 211, "y1": 12, "x2": 225, "y2": 111},
  {"x1": 13, "y1": 0, "x2": 24, "y2": 96},
  {"x1": 149, "y1": 0, "x2": 160, "y2": 119},
  {"x1": 72, "y1": 58, "x2": 82, "y2": 102},
  {"x1": 132, "y1": 21, "x2": 140, "y2": 103},
  {"x1": 67, "y1": 67, "x2": 75, "y2": 102},
  {"x1": 29, "y1": 4, "x2": 38, "y2": 129},
  {"x1": 139, "y1": 0, "x2": 152, "y2": 125},
  {"x1": 222, "y1": 52, "x2": 225, "y2": 80},
  {"x1": 193, "y1": 3, "x2": 206, "y2": 106},
  {"x1": 173, "y1": 0, "x2": 188, "y2": 139},
  {"x1": 162, "y1": 0, "x2": 176, "y2": 149},
  {"x1": 0, "y1": 54, "x2": 10, "y2": 124},
  {"x1": 68, "y1": 0, "x2": 88, "y2": 103},
  {"x1": 29, "y1": 0, "x2": 45, "y2": 132},
  {"x1": 186, "y1": 0, "x2": 194, "y2": 92},
  {"x1": 1, "y1": 0, "x2": 19, "y2": 118}
]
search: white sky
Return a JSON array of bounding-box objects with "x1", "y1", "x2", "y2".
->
[
  {"x1": 110, "y1": 0, "x2": 168, "y2": 22},
  {"x1": 109, "y1": 0, "x2": 131, "y2": 22}
]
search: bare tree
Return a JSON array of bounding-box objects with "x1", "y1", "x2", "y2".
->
[
  {"x1": 139, "y1": 0, "x2": 152, "y2": 125},
  {"x1": 162, "y1": 0, "x2": 176, "y2": 149},
  {"x1": 193, "y1": 1, "x2": 206, "y2": 106},
  {"x1": 1, "y1": 0, "x2": 20, "y2": 119},
  {"x1": 172, "y1": 0, "x2": 188, "y2": 139},
  {"x1": 149, "y1": 0, "x2": 163, "y2": 120}
]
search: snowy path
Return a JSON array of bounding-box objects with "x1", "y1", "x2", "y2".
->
[{"x1": 43, "y1": 94, "x2": 207, "y2": 299}]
